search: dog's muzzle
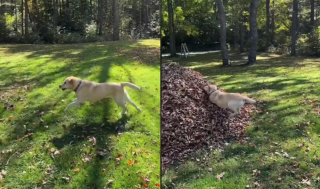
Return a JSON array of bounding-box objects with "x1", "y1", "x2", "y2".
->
[{"x1": 59, "y1": 85, "x2": 66, "y2": 91}]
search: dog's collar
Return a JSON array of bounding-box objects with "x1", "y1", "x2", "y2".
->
[
  {"x1": 209, "y1": 90, "x2": 217, "y2": 96},
  {"x1": 74, "y1": 80, "x2": 82, "y2": 92}
]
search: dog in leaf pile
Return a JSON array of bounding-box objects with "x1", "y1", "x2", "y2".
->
[{"x1": 204, "y1": 84, "x2": 256, "y2": 118}]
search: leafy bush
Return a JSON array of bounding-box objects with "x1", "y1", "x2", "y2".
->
[{"x1": 297, "y1": 27, "x2": 320, "y2": 56}]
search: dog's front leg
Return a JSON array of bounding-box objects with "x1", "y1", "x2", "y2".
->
[{"x1": 65, "y1": 100, "x2": 81, "y2": 111}]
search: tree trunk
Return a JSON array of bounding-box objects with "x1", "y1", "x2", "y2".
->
[
  {"x1": 311, "y1": 0, "x2": 315, "y2": 30},
  {"x1": 247, "y1": 0, "x2": 259, "y2": 64},
  {"x1": 113, "y1": 0, "x2": 119, "y2": 40},
  {"x1": 216, "y1": 0, "x2": 229, "y2": 66},
  {"x1": 167, "y1": 0, "x2": 176, "y2": 56},
  {"x1": 271, "y1": 0, "x2": 275, "y2": 44},
  {"x1": 53, "y1": 0, "x2": 58, "y2": 26},
  {"x1": 240, "y1": 10, "x2": 244, "y2": 53},
  {"x1": 98, "y1": 0, "x2": 103, "y2": 35},
  {"x1": 140, "y1": 0, "x2": 142, "y2": 38},
  {"x1": 21, "y1": 0, "x2": 24, "y2": 36},
  {"x1": 59, "y1": 0, "x2": 62, "y2": 18},
  {"x1": 291, "y1": 0, "x2": 298, "y2": 56},
  {"x1": 15, "y1": 0, "x2": 18, "y2": 33},
  {"x1": 266, "y1": 0, "x2": 270, "y2": 47},
  {"x1": 89, "y1": 0, "x2": 92, "y2": 19},
  {"x1": 25, "y1": 0, "x2": 29, "y2": 39}
]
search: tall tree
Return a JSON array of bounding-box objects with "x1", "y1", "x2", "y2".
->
[
  {"x1": 239, "y1": 10, "x2": 245, "y2": 53},
  {"x1": 113, "y1": 0, "x2": 119, "y2": 40},
  {"x1": 247, "y1": 0, "x2": 259, "y2": 65},
  {"x1": 291, "y1": 0, "x2": 298, "y2": 56},
  {"x1": 21, "y1": 0, "x2": 24, "y2": 36},
  {"x1": 167, "y1": 0, "x2": 176, "y2": 56},
  {"x1": 271, "y1": 0, "x2": 275, "y2": 44},
  {"x1": 98, "y1": 0, "x2": 103, "y2": 35},
  {"x1": 310, "y1": 0, "x2": 315, "y2": 30},
  {"x1": 266, "y1": 0, "x2": 270, "y2": 46},
  {"x1": 216, "y1": 0, "x2": 229, "y2": 66},
  {"x1": 25, "y1": 0, "x2": 29, "y2": 38}
]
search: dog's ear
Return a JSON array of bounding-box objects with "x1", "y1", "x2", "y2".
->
[{"x1": 68, "y1": 77, "x2": 74, "y2": 83}]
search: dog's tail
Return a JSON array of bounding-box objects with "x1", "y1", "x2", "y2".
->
[
  {"x1": 243, "y1": 97, "x2": 256, "y2": 104},
  {"x1": 121, "y1": 82, "x2": 140, "y2": 90}
]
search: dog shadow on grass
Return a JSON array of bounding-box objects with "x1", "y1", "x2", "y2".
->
[{"x1": 51, "y1": 114, "x2": 132, "y2": 150}]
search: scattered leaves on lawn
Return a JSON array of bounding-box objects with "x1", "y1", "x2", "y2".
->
[
  {"x1": 140, "y1": 176, "x2": 151, "y2": 183},
  {"x1": 216, "y1": 172, "x2": 225, "y2": 181},
  {"x1": 107, "y1": 180, "x2": 113, "y2": 186},
  {"x1": 301, "y1": 179, "x2": 311, "y2": 186},
  {"x1": 143, "y1": 183, "x2": 149, "y2": 188},
  {"x1": 88, "y1": 137, "x2": 97, "y2": 146},
  {"x1": 74, "y1": 168, "x2": 80, "y2": 172},
  {"x1": 254, "y1": 181, "x2": 260, "y2": 188},
  {"x1": 0, "y1": 170, "x2": 7, "y2": 180},
  {"x1": 128, "y1": 160, "x2": 134, "y2": 166},
  {"x1": 8, "y1": 115, "x2": 13, "y2": 121},
  {"x1": 62, "y1": 175, "x2": 71, "y2": 182},
  {"x1": 155, "y1": 183, "x2": 160, "y2": 187},
  {"x1": 252, "y1": 169, "x2": 260, "y2": 176}
]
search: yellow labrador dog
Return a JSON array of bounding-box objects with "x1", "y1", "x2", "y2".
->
[
  {"x1": 204, "y1": 84, "x2": 256, "y2": 118},
  {"x1": 59, "y1": 76, "x2": 141, "y2": 115}
]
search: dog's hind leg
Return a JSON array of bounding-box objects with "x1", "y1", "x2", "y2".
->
[
  {"x1": 228, "y1": 100, "x2": 243, "y2": 118},
  {"x1": 115, "y1": 96, "x2": 127, "y2": 115},
  {"x1": 124, "y1": 93, "x2": 141, "y2": 111}
]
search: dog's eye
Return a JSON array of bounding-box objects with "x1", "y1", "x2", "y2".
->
[{"x1": 64, "y1": 81, "x2": 66, "y2": 84}]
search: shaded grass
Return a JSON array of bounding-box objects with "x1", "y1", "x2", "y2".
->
[
  {"x1": 0, "y1": 39, "x2": 160, "y2": 188},
  {"x1": 161, "y1": 52, "x2": 320, "y2": 189}
]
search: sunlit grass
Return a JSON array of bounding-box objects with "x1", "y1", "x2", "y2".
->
[{"x1": 0, "y1": 39, "x2": 160, "y2": 188}]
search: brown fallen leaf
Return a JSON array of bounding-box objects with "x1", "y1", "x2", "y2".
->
[
  {"x1": 88, "y1": 137, "x2": 97, "y2": 146},
  {"x1": 128, "y1": 160, "x2": 134, "y2": 166},
  {"x1": 301, "y1": 179, "x2": 311, "y2": 186},
  {"x1": 216, "y1": 172, "x2": 225, "y2": 181},
  {"x1": 254, "y1": 181, "x2": 260, "y2": 188},
  {"x1": 107, "y1": 180, "x2": 113, "y2": 186}
]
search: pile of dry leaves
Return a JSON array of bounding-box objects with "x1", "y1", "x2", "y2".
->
[{"x1": 161, "y1": 62, "x2": 257, "y2": 166}]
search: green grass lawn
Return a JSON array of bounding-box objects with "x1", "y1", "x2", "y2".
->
[
  {"x1": 0, "y1": 39, "x2": 160, "y2": 188},
  {"x1": 162, "y1": 52, "x2": 320, "y2": 189}
]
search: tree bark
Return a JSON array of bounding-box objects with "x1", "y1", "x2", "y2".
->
[
  {"x1": 15, "y1": 0, "x2": 18, "y2": 33},
  {"x1": 291, "y1": 0, "x2": 298, "y2": 56},
  {"x1": 98, "y1": 0, "x2": 103, "y2": 35},
  {"x1": 167, "y1": 0, "x2": 176, "y2": 56},
  {"x1": 266, "y1": 0, "x2": 270, "y2": 47},
  {"x1": 21, "y1": 0, "x2": 24, "y2": 36},
  {"x1": 247, "y1": 0, "x2": 259, "y2": 64},
  {"x1": 25, "y1": 0, "x2": 29, "y2": 39},
  {"x1": 271, "y1": 0, "x2": 275, "y2": 44},
  {"x1": 216, "y1": 0, "x2": 229, "y2": 66},
  {"x1": 310, "y1": 0, "x2": 315, "y2": 30},
  {"x1": 113, "y1": 0, "x2": 119, "y2": 40},
  {"x1": 240, "y1": 10, "x2": 244, "y2": 53}
]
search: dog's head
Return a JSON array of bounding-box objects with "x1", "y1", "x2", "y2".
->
[
  {"x1": 203, "y1": 84, "x2": 218, "y2": 94},
  {"x1": 59, "y1": 76, "x2": 78, "y2": 91}
]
